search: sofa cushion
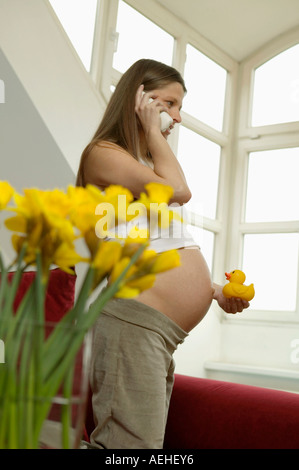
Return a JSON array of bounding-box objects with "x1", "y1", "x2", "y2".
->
[
  {"x1": 7, "y1": 268, "x2": 76, "y2": 322},
  {"x1": 164, "y1": 373, "x2": 299, "y2": 449}
]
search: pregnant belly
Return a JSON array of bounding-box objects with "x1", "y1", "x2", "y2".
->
[{"x1": 136, "y1": 247, "x2": 214, "y2": 332}]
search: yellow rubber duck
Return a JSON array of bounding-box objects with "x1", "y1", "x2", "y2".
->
[{"x1": 222, "y1": 270, "x2": 255, "y2": 301}]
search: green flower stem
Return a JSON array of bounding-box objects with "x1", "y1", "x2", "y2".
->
[
  {"x1": 0, "y1": 245, "x2": 27, "y2": 330},
  {"x1": 0, "y1": 276, "x2": 35, "y2": 448},
  {"x1": 61, "y1": 364, "x2": 74, "y2": 449},
  {"x1": 7, "y1": 374, "x2": 17, "y2": 449},
  {"x1": 1, "y1": 238, "x2": 147, "y2": 448},
  {"x1": 0, "y1": 252, "x2": 7, "y2": 321},
  {"x1": 32, "y1": 253, "x2": 47, "y2": 441},
  {"x1": 29, "y1": 266, "x2": 94, "y2": 446},
  {"x1": 51, "y1": 243, "x2": 148, "y2": 382},
  {"x1": 33, "y1": 243, "x2": 148, "y2": 445},
  {"x1": 16, "y1": 319, "x2": 34, "y2": 449},
  {"x1": 10, "y1": 317, "x2": 33, "y2": 448},
  {"x1": 0, "y1": 371, "x2": 15, "y2": 448},
  {"x1": 42, "y1": 266, "x2": 94, "y2": 362},
  {"x1": 25, "y1": 357, "x2": 35, "y2": 449},
  {"x1": 0, "y1": 291, "x2": 34, "y2": 415},
  {"x1": 0, "y1": 252, "x2": 45, "y2": 448}
]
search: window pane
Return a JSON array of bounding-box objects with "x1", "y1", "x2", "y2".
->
[
  {"x1": 183, "y1": 44, "x2": 227, "y2": 131},
  {"x1": 245, "y1": 148, "x2": 299, "y2": 222},
  {"x1": 177, "y1": 126, "x2": 220, "y2": 219},
  {"x1": 49, "y1": 0, "x2": 98, "y2": 71},
  {"x1": 252, "y1": 44, "x2": 299, "y2": 126},
  {"x1": 242, "y1": 233, "x2": 299, "y2": 311},
  {"x1": 187, "y1": 226, "x2": 214, "y2": 272},
  {"x1": 113, "y1": 1, "x2": 174, "y2": 73}
]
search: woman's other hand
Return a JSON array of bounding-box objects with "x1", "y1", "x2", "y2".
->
[{"x1": 213, "y1": 283, "x2": 250, "y2": 314}]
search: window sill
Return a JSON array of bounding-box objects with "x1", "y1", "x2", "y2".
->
[{"x1": 204, "y1": 360, "x2": 299, "y2": 393}]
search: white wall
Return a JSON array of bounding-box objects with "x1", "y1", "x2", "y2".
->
[
  {"x1": 174, "y1": 304, "x2": 222, "y2": 377},
  {"x1": 0, "y1": 0, "x2": 105, "y2": 176},
  {"x1": 0, "y1": 49, "x2": 74, "y2": 190},
  {"x1": 0, "y1": 47, "x2": 74, "y2": 263},
  {"x1": 0, "y1": 0, "x2": 106, "y2": 293}
]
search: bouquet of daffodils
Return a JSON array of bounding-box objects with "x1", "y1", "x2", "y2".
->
[{"x1": 0, "y1": 180, "x2": 180, "y2": 449}]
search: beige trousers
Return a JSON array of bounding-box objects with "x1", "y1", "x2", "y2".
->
[{"x1": 89, "y1": 298, "x2": 187, "y2": 449}]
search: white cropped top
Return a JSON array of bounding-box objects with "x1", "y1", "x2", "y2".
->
[
  {"x1": 107, "y1": 205, "x2": 198, "y2": 253},
  {"x1": 148, "y1": 206, "x2": 198, "y2": 253}
]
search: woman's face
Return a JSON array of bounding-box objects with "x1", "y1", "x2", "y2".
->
[{"x1": 151, "y1": 82, "x2": 185, "y2": 139}]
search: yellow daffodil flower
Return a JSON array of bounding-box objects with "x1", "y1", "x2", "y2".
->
[
  {"x1": 52, "y1": 242, "x2": 86, "y2": 275},
  {"x1": 131, "y1": 183, "x2": 179, "y2": 230},
  {"x1": 4, "y1": 214, "x2": 27, "y2": 233},
  {"x1": 0, "y1": 181, "x2": 14, "y2": 210},
  {"x1": 109, "y1": 257, "x2": 137, "y2": 285},
  {"x1": 144, "y1": 182, "x2": 174, "y2": 204},
  {"x1": 0, "y1": 180, "x2": 186, "y2": 449},
  {"x1": 4, "y1": 181, "x2": 181, "y2": 294},
  {"x1": 68, "y1": 184, "x2": 131, "y2": 242},
  {"x1": 91, "y1": 240, "x2": 123, "y2": 288},
  {"x1": 115, "y1": 273, "x2": 156, "y2": 298},
  {"x1": 109, "y1": 247, "x2": 180, "y2": 299},
  {"x1": 98, "y1": 184, "x2": 134, "y2": 211},
  {"x1": 150, "y1": 249, "x2": 181, "y2": 273},
  {"x1": 11, "y1": 235, "x2": 36, "y2": 266},
  {"x1": 114, "y1": 285, "x2": 140, "y2": 298},
  {"x1": 92, "y1": 240, "x2": 123, "y2": 275},
  {"x1": 5, "y1": 187, "x2": 78, "y2": 273}
]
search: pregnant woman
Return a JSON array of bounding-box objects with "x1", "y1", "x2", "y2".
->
[{"x1": 76, "y1": 59, "x2": 249, "y2": 449}]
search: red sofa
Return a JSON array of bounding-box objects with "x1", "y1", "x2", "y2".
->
[
  {"x1": 11, "y1": 269, "x2": 299, "y2": 449},
  {"x1": 83, "y1": 372, "x2": 299, "y2": 449},
  {"x1": 163, "y1": 373, "x2": 299, "y2": 449}
]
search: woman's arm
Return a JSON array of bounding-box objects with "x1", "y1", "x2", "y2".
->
[
  {"x1": 84, "y1": 143, "x2": 190, "y2": 204},
  {"x1": 144, "y1": 127, "x2": 191, "y2": 204},
  {"x1": 136, "y1": 85, "x2": 191, "y2": 204},
  {"x1": 84, "y1": 87, "x2": 191, "y2": 204}
]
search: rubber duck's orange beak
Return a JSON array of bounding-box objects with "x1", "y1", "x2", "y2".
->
[{"x1": 225, "y1": 272, "x2": 231, "y2": 280}]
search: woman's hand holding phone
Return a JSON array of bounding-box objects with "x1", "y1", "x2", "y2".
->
[
  {"x1": 135, "y1": 85, "x2": 173, "y2": 133},
  {"x1": 148, "y1": 97, "x2": 173, "y2": 131}
]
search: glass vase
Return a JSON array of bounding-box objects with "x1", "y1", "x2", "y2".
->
[
  {"x1": 38, "y1": 328, "x2": 92, "y2": 449},
  {"x1": 0, "y1": 320, "x2": 92, "y2": 449}
]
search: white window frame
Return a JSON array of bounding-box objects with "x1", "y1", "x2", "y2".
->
[
  {"x1": 90, "y1": 0, "x2": 299, "y2": 326},
  {"x1": 226, "y1": 27, "x2": 299, "y2": 325},
  {"x1": 91, "y1": 0, "x2": 238, "y2": 297},
  {"x1": 238, "y1": 25, "x2": 299, "y2": 139}
]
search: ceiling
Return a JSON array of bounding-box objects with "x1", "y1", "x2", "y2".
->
[{"x1": 156, "y1": 0, "x2": 299, "y2": 61}]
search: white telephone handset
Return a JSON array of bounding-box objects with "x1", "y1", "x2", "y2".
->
[{"x1": 143, "y1": 93, "x2": 173, "y2": 132}]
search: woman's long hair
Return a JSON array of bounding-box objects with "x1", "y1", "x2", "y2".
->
[{"x1": 76, "y1": 59, "x2": 186, "y2": 186}]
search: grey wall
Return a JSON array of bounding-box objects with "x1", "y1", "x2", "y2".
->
[
  {"x1": 0, "y1": 48, "x2": 76, "y2": 192},
  {"x1": 0, "y1": 48, "x2": 77, "y2": 262}
]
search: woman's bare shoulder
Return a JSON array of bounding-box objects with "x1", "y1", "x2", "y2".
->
[
  {"x1": 92, "y1": 140, "x2": 130, "y2": 157},
  {"x1": 86, "y1": 140, "x2": 133, "y2": 168},
  {"x1": 84, "y1": 140, "x2": 158, "y2": 195}
]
